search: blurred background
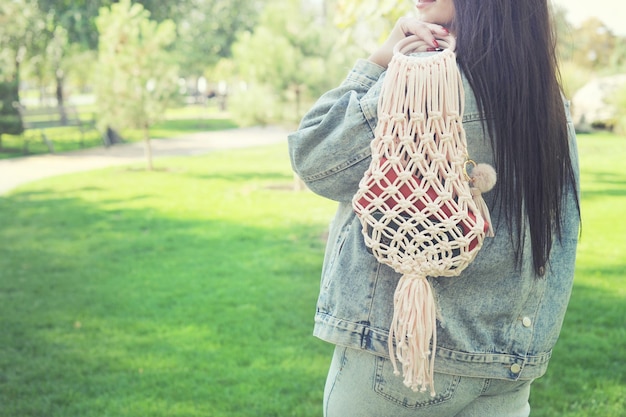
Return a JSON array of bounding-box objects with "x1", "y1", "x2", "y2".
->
[
  {"x1": 1, "y1": 0, "x2": 625, "y2": 154},
  {"x1": 0, "y1": 1, "x2": 624, "y2": 417}
]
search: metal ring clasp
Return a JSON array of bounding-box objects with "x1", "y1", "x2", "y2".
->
[{"x1": 463, "y1": 159, "x2": 476, "y2": 182}]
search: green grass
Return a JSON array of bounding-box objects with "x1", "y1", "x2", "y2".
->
[
  {"x1": 0, "y1": 105, "x2": 238, "y2": 159},
  {"x1": 0, "y1": 144, "x2": 336, "y2": 416},
  {"x1": 0, "y1": 133, "x2": 624, "y2": 416},
  {"x1": 529, "y1": 132, "x2": 626, "y2": 417}
]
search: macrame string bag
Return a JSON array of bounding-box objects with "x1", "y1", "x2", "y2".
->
[{"x1": 352, "y1": 35, "x2": 497, "y2": 396}]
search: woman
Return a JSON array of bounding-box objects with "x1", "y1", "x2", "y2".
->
[{"x1": 288, "y1": 1, "x2": 580, "y2": 416}]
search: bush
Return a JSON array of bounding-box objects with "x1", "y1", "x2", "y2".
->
[
  {"x1": 559, "y1": 61, "x2": 592, "y2": 100},
  {"x1": 228, "y1": 83, "x2": 281, "y2": 126},
  {"x1": 608, "y1": 82, "x2": 626, "y2": 134}
]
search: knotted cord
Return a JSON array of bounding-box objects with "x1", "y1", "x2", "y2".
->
[{"x1": 353, "y1": 35, "x2": 496, "y2": 395}]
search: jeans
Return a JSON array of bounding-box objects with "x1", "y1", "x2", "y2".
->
[{"x1": 324, "y1": 346, "x2": 533, "y2": 417}]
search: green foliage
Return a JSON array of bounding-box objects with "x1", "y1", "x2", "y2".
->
[
  {"x1": 559, "y1": 61, "x2": 592, "y2": 99},
  {"x1": 572, "y1": 19, "x2": 619, "y2": 72},
  {"x1": 34, "y1": 1, "x2": 201, "y2": 60},
  {"x1": 21, "y1": 11, "x2": 57, "y2": 91},
  {"x1": 229, "y1": 0, "x2": 361, "y2": 126},
  {"x1": 36, "y1": 0, "x2": 115, "y2": 48},
  {"x1": 61, "y1": 46, "x2": 98, "y2": 93},
  {"x1": 95, "y1": 0, "x2": 179, "y2": 134},
  {"x1": 0, "y1": 0, "x2": 46, "y2": 82},
  {"x1": 37, "y1": 0, "x2": 266, "y2": 78},
  {"x1": 228, "y1": 83, "x2": 280, "y2": 127},
  {"x1": 608, "y1": 83, "x2": 626, "y2": 134},
  {"x1": 608, "y1": 41, "x2": 626, "y2": 74},
  {"x1": 333, "y1": 0, "x2": 411, "y2": 47},
  {"x1": 233, "y1": 27, "x2": 299, "y2": 94},
  {"x1": 7, "y1": 0, "x2": 623, "y2": 130},
  {"x1": 172, "y1": 0, "x2": 267, "y2": 77},
  {"x1": 557, "y1": 16, "x2": 625, "y2": 75}
]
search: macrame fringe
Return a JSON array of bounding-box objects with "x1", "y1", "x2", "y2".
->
[
  {"x1": 471, "y1": 187, "x2": 494, "y2": 237},
  {"x1": 388, "y1": 275, "x2": 437, "y2": 396}
]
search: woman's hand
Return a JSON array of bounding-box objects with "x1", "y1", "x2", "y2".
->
[{"x1": 368, "y1": 17, "x2": 449, "y2": 68}]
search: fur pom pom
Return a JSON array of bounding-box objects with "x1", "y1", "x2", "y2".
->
[{"x1": 471, "y1": 163, "x2": 497, "y2": 193}]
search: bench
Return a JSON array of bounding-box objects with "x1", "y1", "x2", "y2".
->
[{"x1": 13, "y1": 103, "x2": 100, "y2": 153}]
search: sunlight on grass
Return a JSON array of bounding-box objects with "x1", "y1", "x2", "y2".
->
[
  {"x1": 0, "y1": 144, "x2": 336, "y2": 417},
  {"x1": 0, "y1": 133, "x2": 624, "y2": 416}
]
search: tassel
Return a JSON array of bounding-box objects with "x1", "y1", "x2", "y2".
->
[
  {"x1": 469, "y1": 163, "x2": 497, "y2": 237},
  {"x1": 471, "y1": 188, "x2": 494, "y2": 237},
  {"x1": 388, "y1": 275, "x2": 437, "y2": 396}
]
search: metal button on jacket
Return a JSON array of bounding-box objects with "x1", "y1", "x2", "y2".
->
[{"x1": 522, "y1": 317, "x2": 532, "y2": 327}]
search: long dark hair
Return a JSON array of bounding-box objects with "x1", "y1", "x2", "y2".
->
[{"x1": 451, "y1": 0, "x2": 579, "y2": 274}]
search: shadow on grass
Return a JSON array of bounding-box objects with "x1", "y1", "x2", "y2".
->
[
  {"x1": 530, "y1": 265, "x2": 626, "y2": 417},
  {"x1": 581, "y1": 170, "x2": 626, "y2": 199},
  {"x1": 0, "y1": 186, "x2": 332, "y2": 417}
]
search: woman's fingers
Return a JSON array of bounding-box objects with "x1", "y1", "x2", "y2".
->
[
  {"x1": 368, "y1": 18, "x2": 452, "y2": 68},
  {"x1": 400, "y1": 19, "x2": 449, "y2": 48}
]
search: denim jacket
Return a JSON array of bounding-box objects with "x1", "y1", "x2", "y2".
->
[{"x1": 288, "y1": 58, "x2": 580, "y2": 381}]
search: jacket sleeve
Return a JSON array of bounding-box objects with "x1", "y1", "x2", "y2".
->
[{"x1": 288, "y1": 59, "x2": 386, "y2": 203}]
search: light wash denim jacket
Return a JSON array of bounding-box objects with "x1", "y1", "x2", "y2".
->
[{"x1": 288, "y1": 57, "x2": 580, "y2": 381}]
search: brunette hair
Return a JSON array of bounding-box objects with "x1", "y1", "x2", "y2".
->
[{"x1": 451, "y1": 0, "x2": 579, "y2": 274}]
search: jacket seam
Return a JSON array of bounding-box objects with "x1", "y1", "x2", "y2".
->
[{"x1": 299, "y1": 148, "x2": 371, "y2": 182}]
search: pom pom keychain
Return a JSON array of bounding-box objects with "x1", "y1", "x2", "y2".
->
[{"x1": 470, "y1": 163, "x2": 498, "y2": 193}]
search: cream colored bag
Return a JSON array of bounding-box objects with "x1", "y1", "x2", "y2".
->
[{"x1": 353, "y1": 35, "x2": 496, "y2": 396}]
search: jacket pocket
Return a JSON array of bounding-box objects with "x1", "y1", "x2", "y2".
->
[{"x1": 373, "y1": 355, "x2": 461, "y2": 409}]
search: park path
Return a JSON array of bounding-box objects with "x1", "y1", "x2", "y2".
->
[{"x1": 0, "y1": 126, "x2": 289, "y2": 195}]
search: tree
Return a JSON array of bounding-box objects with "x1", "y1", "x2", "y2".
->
[
  {"x1": 37, "y1": 0, "x2": 265, "y2": 78},
  {"x1": 332, "y1": 0, "x2": 411, "y2": 51},
  {"x1": 568, "y1": 18, "x2": 619, "y2": 72},
  {"x1": 0, "y1": 80, "x2": 23, "y2": 150},
  {"x1": 36, "y1": 0, "x2": 124, "y2": 49},
  {"x1": 172, "y1": 0, "x2": 267, "y2": 78},
  {"x1": 552, "y1": 10, "x2": 626, "y2": 99},
  {"x1": 228, "y1": 0, "x2": 364, "y2": 126},
  {"x1": 607, "y1": 37, "x2": 626, "y2": 73},
  {"x1": 0, "y1": 0, "x2": 45, "y2": 98},
  {"x1": 609, "y1": 81, "x2": 626, "y2": 134},
  {"x1": 33, "y1": 0, "x2": 190, "y2": 109},
  {"x1": 0, "y1": 0, "x2": 47, "y2": 149},
  {"x1": 95, "y1": 0, "x2": 179, "y2": 171}
]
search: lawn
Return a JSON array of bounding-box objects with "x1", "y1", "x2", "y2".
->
[
  {"x1": 0, "y1": 105, "x2": 238, "y2": 159},
  {"x1": 529, "y1": 132, "x2": 626, "y2": 416},
  {"x1": 0, "y1": 132, "x2": 624, "y2": 416}
]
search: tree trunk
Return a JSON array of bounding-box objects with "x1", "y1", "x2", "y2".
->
[
  {"x1": 295, "y1": 84, "x2": 301, "y2": 121},
  {"x1": 56, "y1": 70, "x2": 68, "y2": 125},
  {"x1": 14, "y1": 53, "x2": 21, "y2": 103},
  {"x1": 143, "y1": 124, "x2": 153, "y2": 171}
]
